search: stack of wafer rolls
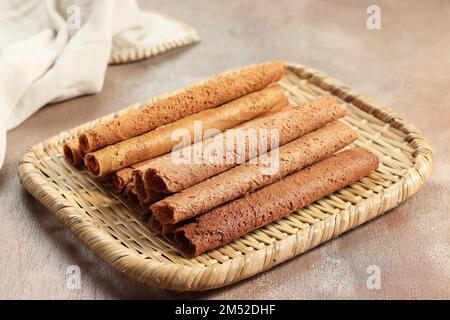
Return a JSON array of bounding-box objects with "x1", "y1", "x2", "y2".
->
[
  {"x1": 173, "y1": 147, "x2": 379, "y2": 256},
  {"x1": 78, "y1": 61, "x2": 285, "y2": 154},
  {"x1": 151, "y1": 122, "x2": 358, "y2": 225},
  {"x1": 63, "y1": 139, "x2": 85, "y2": 168},
  {"x1": 61, "y1": 61, "x2": 380, "y2": 257},
  {"x1": 84, "y1": 85, "x2": 288, "y2": 177},
  {"x1": 63, "y1": 61, "x2": 286, "y2": 209},
  {"x1": 140, "y1": 95, "x2": 345, "y2": 194}
]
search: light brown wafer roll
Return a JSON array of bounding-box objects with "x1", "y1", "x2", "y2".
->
[
  {"x1": 63, "y1": 139, "x2": 85, "y2": 168},
  {"x1": 79, "y1": 61, "x2": 285, "y2": 153},
  {"x1": 173, "y1": 147, "x2": 379, "y2": 256},
  {"x1": 152, "y1": 122, "x2": 358, "y2": 224},
  {"x1": 84, "y1": 85, "x2": 287, "y2": 177},
  {"x1": 112, "y1": 159, "x2": 156, "y2": 193},
  {"x1": 143, "y1": 95, "x2": 346, "y2": 194},
  {"x1": 112, "y1": 168, "x2": 133, "y2": 193}
]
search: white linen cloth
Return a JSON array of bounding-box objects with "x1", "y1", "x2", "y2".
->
[{"x1": 0, "y1": 0, "x2": 198, "y2": 168}]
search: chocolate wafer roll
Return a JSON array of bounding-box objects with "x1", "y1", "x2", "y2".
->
[
  {"x1": 125, "y1": 181, "x2": 150, "y2": 216},
  {"x1": 84, "y1": 85, "x2": 287, "y2": 177},
  {"x1": 63, "y1": 139, "x2": 85, "y2": 168},
  {"x1": 79, "y1": 61, "x2": 285, "y2": 153},
  {"x1": 147, "y1": 217, "x2": 184, "y2": 236},
  {"x1": 147, "y1": 216, "x2": 163, "y2": 234},
  {"x1": 174, "y1": 147, "x2": 379, "y2": 256},
  {"x1": 143, "y1": 95, "x2": 346, "y2": 194},
  {"x1": 137, "y1": 185, "x2": 164, "y2": 210},
  {"x1": 133, "y1": 170, "x2": 147, "y2": 201},
  {"x1": 112, "y1": 159, "x2": 155, "y2": 193},
  {"x1": 133, "y1": 170, "x2": 165, "y2": 207},
  {"x1": 112, "y1": 168, "x2": 133, "y2": 193},
  {"x1": 152, "y1": 122, "x2": 357, "y2": 224}
]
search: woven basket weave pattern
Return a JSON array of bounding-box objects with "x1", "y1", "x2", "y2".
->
[{"x1": 18, "y1": 63, "x2": 434, "y2": 291}]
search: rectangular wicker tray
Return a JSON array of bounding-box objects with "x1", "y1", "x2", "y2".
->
[{"x1": 18, "y1": 62, "x2": 434, "y2": 291}]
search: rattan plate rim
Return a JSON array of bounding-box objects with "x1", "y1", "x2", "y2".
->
[
  {"x1": 108, "y1": 12, "x2": 200, "y2": 65},
  {"x1": 18, "y1": 62, "x2": 434, "y2": 291}
]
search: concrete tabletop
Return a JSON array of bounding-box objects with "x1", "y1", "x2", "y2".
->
[{"x1": 1, "y1": 0, "x2": 449, "y2": 299}]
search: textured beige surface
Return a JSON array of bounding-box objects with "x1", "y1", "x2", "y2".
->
[{"x1": 1, "y1": 0, "x2": 449, "y2": 299}]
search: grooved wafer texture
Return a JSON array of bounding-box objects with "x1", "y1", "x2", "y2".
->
[
  {"x1": 78, "y1": 61, "x2": 285, "y2": 153},
  {"x1": 173, "y1": 147, "x2": 379, "y2": 256},
  {"x1": 152, "y1": 122, "x2": 357, "y2": 224},
  {"x1": 63, "y1": 140, "x2": 85, "y2": 168},
  {"x1": 84, "y1": 85, "x2": 287, "y2": 177},
  {"x1": 143, "y1": 95, "x2": 346, "y2": 194}
]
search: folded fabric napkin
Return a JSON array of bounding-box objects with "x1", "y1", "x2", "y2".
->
[{"x1": 0, "y1": 0, "x2": 199, "y2": 168}]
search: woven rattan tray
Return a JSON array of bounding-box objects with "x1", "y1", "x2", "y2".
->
[{"x1": 19, "y1": 62, "x2": 434, "y2": 291}]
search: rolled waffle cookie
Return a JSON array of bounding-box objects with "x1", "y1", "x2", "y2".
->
[
  {"x1": 63, "y1": 139, "x2": 85, "y2": 168},
  {"x1": 79, "y1": 61, "x2": 285, "y2": 153},
  {"x1": 112, "y1": 168, "x2": 133, "y2": 193},
  {"x1": 152, "y1": 122, "x2": 357, "y2": 224},
  {"x1": 84, "y1": 85, "x2": 288, "y2": 177},
  {"x1": 112, "y1": 159, "x2": 155, "y2": 193},
  {"x1": 173, "y1": 147, "x2": 379, "y2": 256},
  {"x1": 147, "y1": 217, "x2": 185, "y2": 236},
  {"x1": 125, "y1": 181, "x2": 150, "y2": 216},
  {"x1": 133, "y1": 170, "x2": 165, "y2": 208},
  {"x1": 142, "y1": 95, "x2": 346, "y2": 193}
]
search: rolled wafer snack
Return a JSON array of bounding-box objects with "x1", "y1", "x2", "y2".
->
[
  {"x1": 174, "y1": 147, "x2": 379, "y2": 256},
  {"x1": 79, "y1": 61, "x2": 285, "y2": 153},
  {"x1": 63, "y1": 139, "x2": 85, "y2": 168},
  {"x1": 112, "y1": 159, "x2": 155, "y2": 193},
  {"x1": 133, "y1": 170, "x2": 148, "y2": 201},
  {"x1": 85, "y1": 85, "x2": 288, "y2": 177},
  {"x1": 125, "y1": 181, "x2": 150, "y2": 216},
  {"x1": 152, "y1": 122, "x2": 358, "y2": 224},
  {"x1": 133, "y1": 170, "x2": 167, "y2": 215},
  {"x1": 146, "y1": 216, "x2": 184, "y2": 236},
  {"x1": 147, "y1": 216, "x2": 163, "y2": 234},
  {"x1": 112, "y1": 168, "x2": 133, "y2": 193},
  {"x1": 133, "y1": 170, "x2": 165, "y2": 207},
  {"x1": 143, "y1": 95, "x2": 346, "y2": 194}
]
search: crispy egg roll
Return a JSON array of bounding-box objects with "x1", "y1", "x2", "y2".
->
[
  {"x1": 174, "y1": 147, "x2": 379, "y2": 256},
  {"x1": 112, "y1": 159, "x2": 155, "y2": 193},
  {"x1": 84, "y1": 85, "x2": 287, "y2": 177},
  {"x1": 63, "y1": 139, "x2": 85, "y2": 168},
  {"x1": 124, "y1": 181, "x2": 150, "y2": 216},
  {"x1": 79, "y1": 61, "x2": 285, "y2": 153},
  {"x1": 143, "y1": 95, "x2": 346, "y2": 194},
  {"x1": 146, "y1": 217, "x2": 185, "y2": 236},
  {"x1": 152, "y1": 122, "x2": 357, "y2": 224},
  {"x1": 112, "y1": 168, "x2": 133, "y2": 193}
]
